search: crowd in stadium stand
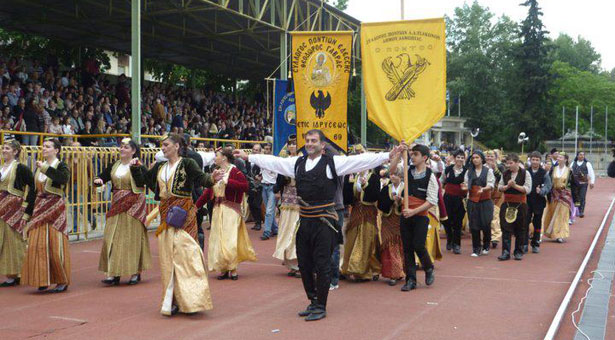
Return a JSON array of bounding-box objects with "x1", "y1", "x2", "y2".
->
[{"x1": 0, "y1": 56, "x2": 272, "y2": 146}]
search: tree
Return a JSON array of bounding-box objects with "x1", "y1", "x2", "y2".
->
[
  {"x1": 516, "y1": 0, "x2": 552, "y2": 150},
  {"x1": 326, "y1": 0, "x2": 349, "y2": 11},
  {"x1": 446, "y1": 1, "x2": 521, "y2": 148},
  {"x1": 550, "y1": 33, "x2": 601, "y2": 73}
]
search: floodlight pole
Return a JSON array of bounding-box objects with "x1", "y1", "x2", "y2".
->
[{"x1": 131, "y1": 0, "x2": 142, "y2": 143}]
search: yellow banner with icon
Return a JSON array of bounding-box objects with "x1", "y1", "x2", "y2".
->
[
  {"x1": 361, "y1": 18, "x2": 446, "y2": 142},
  {"x1": 291, "y1": 31, "x2": 352, "y2": 152}
]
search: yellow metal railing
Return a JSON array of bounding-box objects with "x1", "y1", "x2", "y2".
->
[
  {"x1": 1, "y1": 131, "x2": 271, "y2": 240},
  {"x1": 0, "y1": 130, "x2": 269, "y2": 150}
]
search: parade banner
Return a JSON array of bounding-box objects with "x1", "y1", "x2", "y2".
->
[
  {"x1": 361, "y1": 18, "x2": 446, "y2": 142},
  {"x1": 291, "y1": 31, "x2": 352, "y2": 152},
  {"x1": 273, "y1": 79, "x2": 297, "y2": 155}
]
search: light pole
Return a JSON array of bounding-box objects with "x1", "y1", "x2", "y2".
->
[
  {"x1": 470, "y1": 128, "x2": 480, "y2": 152},
  {"x1": 518, "y1": 132, "x2": 529, "y2": 156}
]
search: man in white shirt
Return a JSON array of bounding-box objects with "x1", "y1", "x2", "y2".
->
[
  {"x1": 571, "y1": 151, "x2": 595, "y2": 218},
  {"x1": 260, "y1": 143, "x2": 278, "y2": 240},
  {"x1": 234, "y1": 129, "x2": 401, "y2": 321}
]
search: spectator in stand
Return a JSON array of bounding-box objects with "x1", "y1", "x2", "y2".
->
[
  {"x1": 48, "y1": 116, "x2": 63, "y2": 135},
  {"x1": 22, "y1": 98, "x2": 42, "y2": 145}
]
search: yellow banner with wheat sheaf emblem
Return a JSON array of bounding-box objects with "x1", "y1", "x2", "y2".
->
[
  {"x1": 361, "y1": 18, "x2": 446, "y2": 142},
  {"x1": 291, "y1": 31, "x2": 352, "y2": 152}
]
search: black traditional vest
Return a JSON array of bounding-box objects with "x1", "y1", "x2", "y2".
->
[
  {"x1": 572, "y1": 160, "x2": 589, "y2": 176},
  {"x1": 444, "y1": 164, "x2": 466, "y2": 185},
  {"x1": 503, "y1": 169, "x2": 526, "y2": 195},
  {"x1": 527, "y1": 167, "x2": 546, "y2": 199},
  {"x1": 294, "y1": 154, "x2": 337, "y2": 206},
  {"x1": 408, "y1": 166, "x2": 432, "y2": 201},
  {"x1": 360, "y1": 170, "x2": 382, "y2": 204}
]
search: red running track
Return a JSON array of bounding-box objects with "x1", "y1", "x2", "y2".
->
[{"x1": 2, "y1": 178, "x2": 614, "y2": 340}]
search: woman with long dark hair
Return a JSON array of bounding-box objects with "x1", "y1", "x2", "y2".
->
[
  {"x1": 138, "y1": 133, "x2": 219, "y2": 316},
  {"x1": 95, "y1": 138, "x2": 151, "y2": 286},
  {"x1": 21, "y1": 138, "x2": 71, "y2": 293},
  {"x1": 0, "y1": 139, "x2": 35, "y2": 287}
]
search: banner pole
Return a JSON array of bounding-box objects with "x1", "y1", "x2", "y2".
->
[{"x1": 403, "y1": 149, "x2": 409, "y2": 210}]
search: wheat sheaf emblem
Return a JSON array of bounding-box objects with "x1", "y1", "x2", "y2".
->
[{"x1": 382, "y1": 53, "x2": 430, "y2": 101}]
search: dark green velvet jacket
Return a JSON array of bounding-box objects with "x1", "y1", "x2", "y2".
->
[
  {"x1": 2, "y1": 162, "x2": 36, "y2": 218},
  {"x1": 96, "y1": 161, "x2": 148, "y2": 194},
  {"x1": 145, "y1": 157, "x2": 213, "y2": 201}
]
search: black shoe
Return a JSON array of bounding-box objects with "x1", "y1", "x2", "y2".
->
[
  {"x1": 298, "y1": 302, "x2": 318, "y2": 317},
  {"x1": 446, "y1": 240, "x2": 453, "y2": 251},
  {"x1": 491, "y1": 242, "x2": 498, "y2": 249},
  {"x1": 260, "y1": 235, "x2": 270, "y2": 240},
  {"x1": 498, "y1": 251, "x2": 511, "y2": 261},
  {"x1": 372, "y1": 275, "x2": 380, "y2": 281},
  {"x1": 522, "y1": 245, "x2": 529, "y2": 254},
  {"x1": 453, "y1": 245, "x2": 461, "y2": 254},
  {"x1": 38, "y1": 286, "x2": 48, "y2": 291},
  {"x1": 388, "y1": 279, "x2": 398, "y2": 286},
  {"x1": 579, "y1": 214, "x2": 585, "y2": 218},
  {"x1": 287, "y1": 270, "x2": 297, "y2": 277},
  {"x1": 101, "y1": 277, "x2": 120, "y2": 286},
  {"x1": 128, "y1": 274, "x2": 141, "y2": 285},
  {"x1": 514, "y1": 253, "x2": 523, "y2": 261},
  {"x1": 230, "y1": 274, "x2": 239, "y2": 281},
  {"x1": 51, "y1": 285, "x2": 68, "y2": 293},
  {"x1": 532, "y1": 246, "x2": 540, "y2": 254},
  {"x1": 425, "y1": 268, "x2": 435, "y2": 286},
  {"x1": 217, "y1": 272, "x2": 230, "y2": 280},
  {"x1": 251, "y1": 224, "x2": 262, "y2": 230},
  {"x1": 305, "y1": 311, "x2": 327, "y2": 321},
  {"x1": 0, "y1": 278, "x2": 19, "y2": 287},
  {"x1": 272, "y1": 232, "x2": 278, "y2": 237},
  {"x1": 339, "y1": 274, "x2": 347, "y2": 281},
  {"x1": 401, "y1": 280, "x2": 417, "y2": 292},
  {"x1": 171, "y1": 305, "x2": 179, "y2": 316}
]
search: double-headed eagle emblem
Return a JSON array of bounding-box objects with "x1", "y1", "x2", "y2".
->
[
  {"x1": 310, "y1": 90, "x2": 331, "y2": 119},
  {"x1": 382, "y1": 53, "x2": 430, "y2": 101}
]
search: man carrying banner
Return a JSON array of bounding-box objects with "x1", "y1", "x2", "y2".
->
[
  {"x1": 234, "y1": 130, "x2": 401, "y2": 321},
  {"x1": 392, "y1": 144, "x2": 438, "y2": 292}
]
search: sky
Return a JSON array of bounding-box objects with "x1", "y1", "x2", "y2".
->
[{"x1": 344, "y1": 0, "x2": 615, "y2": 71}]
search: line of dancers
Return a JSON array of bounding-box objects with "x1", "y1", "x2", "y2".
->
[{"x1": 0, "y1": 132, "x2": 589, "y2": 322}]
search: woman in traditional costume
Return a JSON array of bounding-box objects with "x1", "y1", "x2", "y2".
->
[
  {"x1": 140, "y1": 133, "x2": 217, "y2": 316},
  {"x1": 197, "y1": 147, "x2": 256, "y2": 280},
  {"x1": 21, "y1": 138, "x2": 71, "y2": 293},
  {"x1": 95, "y1": 138, "x2": 151, "y2": 286},
  {"x1": 377, "y1": 168, "x2": 405, "y2": 286},
  {"x1": 543, "y1": 153, "x2": 573, "y2": 243},
  {"x1": 272, "y1": 141, "x2": 301, "y2": 277},
  {"x1": 341, "y1": 167, "x2": 382, "y2": 281},
  {"x1": 0, "y1": 140, "x2": 35, "y2": 287}
]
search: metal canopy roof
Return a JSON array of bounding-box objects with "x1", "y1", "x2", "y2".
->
[{"x1": 0, "y1": 0, "x2": 361, "y2": 79}]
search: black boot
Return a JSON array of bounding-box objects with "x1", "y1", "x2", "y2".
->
[
  {"x1": 446, "y1": 239, "x2": 453, "y2": 251},
  {"x1": 401, "y1": 267, "x2": 417, "y2": 291},
  {"x1": 401, "y1": 279, "x2": 417, "y2": 291},
  {"x1": 425, "y1": 268, "x2": 435, "y2": 286},
  {"x1": 305, "y1": 304, "x2": 327, "y2": 321},
  {"x1": 453, "y1": 244, "x2": 461, "y2": 254},
  {"x1": 298, "y1": 299, "x2": 318, "y2": 317},
  {"x1": 498, "y1": 250, "x2": 511, "y2": 261}
]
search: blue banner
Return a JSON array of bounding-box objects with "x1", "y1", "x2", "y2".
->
[{"x1": 273, "y1": 79, "x2": 296, "y2": 155}]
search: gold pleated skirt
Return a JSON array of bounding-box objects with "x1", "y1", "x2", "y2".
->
[
  {"x1": 273, "y1": 206, "x2": 299, "y2": 270},
  {"x1": 341, "y1": 205, "x2": 381, "y2": 279},
  {"x1": 158, "y1": 227, "x2": 213, "y2": 315},
  {"x1": 21, "y1": 225, "x2": 71, "y2": 287},
  {"x1": 543, "y1": 202, "x2": 570, "y2": 240},
  {"x1": 98, "y1": 213, "x2": 152, "y2": 277},
  {"x1": 208, "y1": 203, "x2": 257, "y2": 273},
  {"x1": 491, "y1": 204, "x2": 502, "y2": 242},
  {"x1": 0, "y1": 220, "x2": 26, "y2": 277}
]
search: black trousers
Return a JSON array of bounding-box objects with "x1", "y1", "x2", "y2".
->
[
  {"x1": 296, "y1": 217, "x2": 337, "y2": 309},
  {"x1": 196, "y1": 208, "x2": 206, "y2": 250},
  {"x1": 575, "y1": 183, "x2": 588, "y2": 215},
  {"x1": 526, "y1": 201, "x2": 545, "y2": 247},
  {"x1": 500, "y1": 203, "x2": 528, "y2": 255},
  {"x1": 248, "y1": 189, "x2": 263, "y2": 224},
  {"x1": 400, "y1": 215, "x2": 433, "y2": 283},
  {"x1": 470, "y1": 229, "x2": 491, "y2": 252},
  {"x1": 443, "y1": 194, "x2": 465, "y2": 246}
]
